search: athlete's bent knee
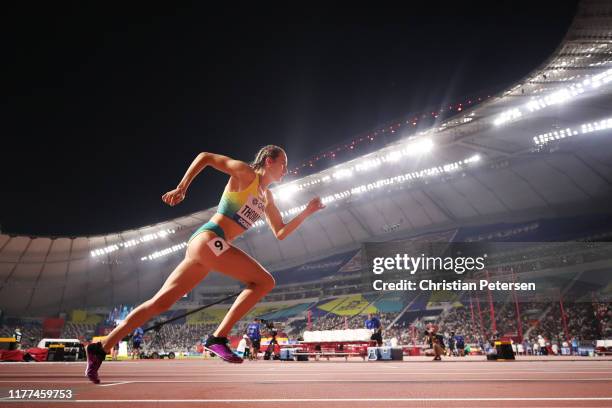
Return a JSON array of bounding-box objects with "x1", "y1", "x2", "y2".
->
[{"x1": 259, "y1": 273, "x2": 276, "y2": 292}]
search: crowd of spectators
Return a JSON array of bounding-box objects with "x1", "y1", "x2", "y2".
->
[
  {"x1": 434, "y1": 300, "x2": 611, "y2": 352},
  {"x1": 61, "y1": 323, "x2": 96, "y2": 341},
  {"x1": 436, "y1": 307, "x2": 481, "y2": 343},
  {"x1": 1, "y1": 295, "x2": 609, "y2": 355},
  {"x1": 306, "y1": 312, "x2": 398, "y2": 332},
  {"x1": 482, "y1": 242, "x2": 612, "y2": 279}
]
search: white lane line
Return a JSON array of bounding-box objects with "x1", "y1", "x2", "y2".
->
[
  {"x1": 3, "y1": 371, "x2": 611, "y2": 378},
  {"x1": 6, "y1": 378, "x2": 612, "y2": 385},
  {"x1": 3, "y1": 370, "x2": 612, "y2": 378},
  {"x1": 98, "y1": 381, "x2": 133, "y2": 387},
  {"x1": 2, "y1": 397, "x2": 612, "y2": 403},
  {"x1": 7, "y1": 366, "x2": 609, "y2": 370},
  {"x1": 92, "y1": 378, "x2": 612, "y2": 383},
  {"x1": 5, "y1": 364, "x2": 612, "y2": 375},
  {"x1": 6, "y1": 366, "x2": 611, "y2": 370},
  {"x1": 0, "y1": 381, "x2": 92, "y2": 383},
  {"x1": 1, "y1": 378, "x2": 612, "y2": 384},
  {"x1": 2, "y1": 360, "x2": 611, "y2": 366}
]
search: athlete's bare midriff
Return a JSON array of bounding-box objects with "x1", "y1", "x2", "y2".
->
[{"x1": 209, "y1": 212, "x2": 252, "y2": 242}]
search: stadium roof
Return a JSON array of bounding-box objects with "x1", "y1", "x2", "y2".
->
[{"x1": 2, "y1": 0, "x2": 612, "y2": 316}]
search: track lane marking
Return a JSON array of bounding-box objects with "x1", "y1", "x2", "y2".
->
[
  {"x1": 98, "y1": 381, "x2": 133, "y2": 387},
  {"x1": 3, "y1": 378, "x2": 611, "y2": 385},
  {"x1": 2, "y1": 397, "x2": 612, "y2": 403},
  {"x1": 3, "y1": 370, "x2": 612, "y2": 378}
]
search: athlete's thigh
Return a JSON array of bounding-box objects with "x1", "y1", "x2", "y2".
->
[
  {"x1": 189, "y1": 233, "x2": 272, "y2": 285},
  {"x1": 216, "y1": 245, "x2": 274, "y2": 286}
]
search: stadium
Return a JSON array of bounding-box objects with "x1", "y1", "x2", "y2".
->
[{"x1": 1, "y1": 1, "x2": 612, "y2": 407}]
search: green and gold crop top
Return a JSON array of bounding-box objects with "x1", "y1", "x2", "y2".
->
[{"x1": 217, "y1": 174, "x2": 265, "y2": 229}]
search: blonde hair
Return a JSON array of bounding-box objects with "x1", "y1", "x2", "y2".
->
[{"x1": 250, "y1": 145, "x2": 285, "y2": 171}]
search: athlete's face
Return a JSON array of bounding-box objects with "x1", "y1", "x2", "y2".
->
[{"x1": 269, "y1": 151, "x2": 288, "y2": 182}]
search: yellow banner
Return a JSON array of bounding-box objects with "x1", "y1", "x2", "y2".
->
[
  {"x1": 186, "y1": 308, "x2": 227, "y2": 324},
  {"x1": 318, "y1": 295, "x2": 377, "y2": 316}
]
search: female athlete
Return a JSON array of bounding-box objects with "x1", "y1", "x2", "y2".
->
[{"x1": 85, "y1": 145, "x2": 325, "y2": 383}]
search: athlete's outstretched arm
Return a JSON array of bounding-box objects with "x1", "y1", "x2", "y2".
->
[
  {"x1": 162, "y1": 152, "x2": 252, "y2": 206},
  {"x1": 264, "y1": 190, "x2": 325, "y2": 240}
]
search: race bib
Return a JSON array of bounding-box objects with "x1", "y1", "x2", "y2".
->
[
  {"x1": 207, "y1": 237, "x2": 230, "y2": 256},
  {"x1": 233, "y1": 194, "x2": 265, "y2": 229}
]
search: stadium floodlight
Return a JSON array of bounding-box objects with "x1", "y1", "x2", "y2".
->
[
  {"x1": 91, "y1": 228, "x2": 177, "y2": 258},
  {"x1": 90, "y1": 245, "x2": 120, "y2": 258},
  {"x1": 287, "y1": 138, "x2": 433, "y2": 195},
  {"x1": 532, "y1": 117, "x2": 612, "y2": 146},
  {"x1": 587, "y1": 67, "x2": 612, "y2": 88},
  {"x1": 405, "y1": 138, "x2": 433, "y2": 155},
  {"x1": 262, "y1": 153, "x2": 485, "y2": 228},
  {"x1": 351, "y1": 185, "x2": 368, "y2": 195},
  {"x1": 443, "y1": 162, "x2": 460, "y2": 172},
  {"x1": 494, "y1": 68, "x2": 612, "y2": 127},
  {"x1": 276, "y1": 184, "x2": 300, "y2": 202},
  {"x1": 253, "y1": 219, "x2": 266, "y2": 228},
  {"x1": 582, "y1": 118, "x2": 612, "y2": 134},
  {"x1": 141, "y1": 242, "x2": 188, "y2": 261},
  {"x1": 494, "y1": 108, "x2": 522, "y2": 126},
  {"x1": 141, "y1": 233, "x2": 158, "y2": 242},
  {"x1": 384, "y1": 151, "x2": 403, "y2": 162},
  {"x1": 545, "y1": 89, "x2": 571, "y2": 106},
  {"x1": 122, "y1": 239, "x2": 139, "y2": 248},
  {"x1": 355, "y1": 158, "x2": 381, "y2": 172},
  {"x1": 333, "y1": 169, "x2": 353, "y2": 179}
]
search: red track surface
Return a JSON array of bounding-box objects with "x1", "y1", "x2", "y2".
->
[{"x1": 1, "y1": 357, "x2": 612, "y2": 407}]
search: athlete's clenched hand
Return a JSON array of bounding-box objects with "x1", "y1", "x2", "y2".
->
[
  {"x1": 162, "y1": 187, "x2": 186, "y2": 207},
  {"x1": 305, "y1": 197, "x2": 325, "y2": 215}
]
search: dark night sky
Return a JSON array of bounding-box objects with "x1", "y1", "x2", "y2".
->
[{"x1": 2, "y1": 1, "x2": 579, "y2": 237}]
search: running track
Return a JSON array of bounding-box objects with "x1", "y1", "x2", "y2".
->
[{"x1": 1, "y1": 357, "x2": 612, "y2": 407}]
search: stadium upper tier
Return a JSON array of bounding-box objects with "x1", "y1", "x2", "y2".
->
[{"x1": 2, "y1": 0, "x2": 612, "y2": 315}]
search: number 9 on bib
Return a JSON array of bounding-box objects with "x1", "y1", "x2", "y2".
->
[{"x1": 207, "y1": 237, "x2": 230, "y2": 256}]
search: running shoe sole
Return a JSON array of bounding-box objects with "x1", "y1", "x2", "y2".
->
[{"x1": 203, "y1": 345, "x2": 243, "y2": 364}]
